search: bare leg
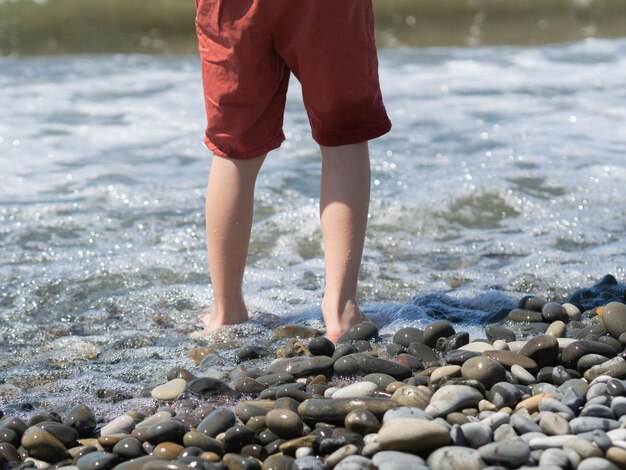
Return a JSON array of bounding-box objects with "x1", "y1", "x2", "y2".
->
[
  {"x1": 203, "y1": 153, "x2": 266, "y2": 331},
  {"x1": 320, "y1": 141, "x2": 370, "y2": 342}
]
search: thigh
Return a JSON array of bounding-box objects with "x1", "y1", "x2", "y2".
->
[
  {"x1": 273, "y1": 0, "x2": 391, "y2": 146},
  {"x1": 196, "y1": 0, "x2": 290, "y2": 158}
]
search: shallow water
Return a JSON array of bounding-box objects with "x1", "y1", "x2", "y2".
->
[{"x1": 1, "y1": 38, "x2": 626, "y2": 416}]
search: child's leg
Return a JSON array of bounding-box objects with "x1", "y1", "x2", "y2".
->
[
  {"x1": 320, "y1": 141, "x2": 370, "y2": 342},
  {"x1": 203, "y1": 153, "x2": 266, "y2": 331}
]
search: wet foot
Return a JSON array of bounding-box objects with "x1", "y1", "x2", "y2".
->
[
  {"x1": 322, "y1": 299, "x2": 367, "y2": 343},
  {"x1": 201, "y1": 307, "x2": 249, "y2": 333}
]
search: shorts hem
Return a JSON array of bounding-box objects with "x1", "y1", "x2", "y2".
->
[
  {"x1": 204, "y1": 133, "x2": 285, "y2": 159},
  {"x1": 312, "y1": 121, "x2": 392, "y2": 147}
]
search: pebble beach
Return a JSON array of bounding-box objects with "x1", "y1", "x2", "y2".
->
[{"x1": 3, "y1": 275, "x2": 626, "y2": 469}]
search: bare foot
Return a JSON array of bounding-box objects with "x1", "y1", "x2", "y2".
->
[
  {"x1": 202, "y1": 306, "x2": 249, "y2": 333},
  {"x1": 322, "y1": 298, "x2": 367, "y2": 343}
]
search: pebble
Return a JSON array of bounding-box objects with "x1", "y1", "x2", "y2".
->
[
  {"x1": 483, "y1": 350, "x2": 538, "y2": 370},
  {"x1": 378, "y1": 419, "x2": 450, "y2": 454},
  {"x1": 99, "y1": 415, "x2": 135, "y2": 436},
  {"x1": 63, "y1": 405, "x2": 96, "y2": 437},
  {"x1": 298, "y1": 398, "x2": 398, "y2": 425},
  {"x1": 427, "y1": 446, "x2": 485, "y2": 470},
  {"x1": 425, "y1": 385, "x2": 483, "y2": 417},
  {"x1": 21, "y1": 426, "x2": 70, "y2": 462},
  {"x1": 422, "y1": 321, "x2": 455, "y2": 348},
  {"x1": 602, "y1": 302, "x2": 626, "y2": 338},
  {"x1": 273, "y1": 325, "x2": 323, "y2": 339},
  {"x1": 197, "y1": 408, "x2": 236, "y2": 437},
  {"x1": 265, "y1": 409, "x2": 303, "y2": 439},
  {"x1": 392, "y1": 328, "x2": 423, "y2": 347},
  {"x1": 332, "y1": 381, "x2": 377, "y2": 399},
  {"x1": 478, "y1": 440, "x2": 530, "y2": 467},
  {"x1": 150, "y1": 378, "x2": 187, "y2": 401},
  {"x1": 337, "y1": 321, "x2": 379, "y2": 343},
  {"x1": 270, "y1": 356, "x2": 334, "y2": 377},
  {"x1": 519, "y1": 335, "x2": 559, "y2": 368},
  {"x1": 344, "y1": 409, "x2": 380, "y2": 436},
  {"x1": 461, "y1": 356, "x2": 506, "y2": 388}
]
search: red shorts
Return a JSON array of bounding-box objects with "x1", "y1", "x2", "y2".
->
[{"x1": 195, "y1": 0, "x2": 392, "y2": 159}]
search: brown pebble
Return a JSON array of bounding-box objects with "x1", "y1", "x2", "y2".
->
[
  {"x1": 515, "y1": 393, "x2": 553, "y2": 413},
  {"x1": 606, "y1": 447, "x2": 626, "y2": 467},
  {"x1": 186, "y1": 347, "x2": 211, "y2": 365},
  {"x1": 200, "y1": 451, "x2": 221, "y2": 462},
  {"x1": 153, "y1": 442, "x2": 184, "y2": 460},
  {"x1": 385, "y1": 381, "x2": 405, "y2": 394},
  {"x1": 446, "y1": 412, "x2": 469, "y2": 425}
]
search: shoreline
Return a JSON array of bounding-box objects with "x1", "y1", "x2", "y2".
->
[
  {"x1": 1, "y1": 0, "x2": 626, "y2": 55},
  {"x1": 2, "y1": 275, "x2": 626, "y2": 468}
]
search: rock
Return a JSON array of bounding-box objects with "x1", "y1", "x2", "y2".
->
[
  {"x1": 515, "y1": 393, "x2": 553, "y2": 413},
  {"x1": 197, "y1": 408, "x2": 236, "y2": 437},
  {"x1": 406, "y1": 343, "x2": 439, "y2": 363},
  {"x1": 425, "y1": 385, "x2": 483, "y2": 417},
  {"x1": 262, "y1": 453, "x2": 296, "y2": 470},
  {"x1": 485, "y1": 325, "x2": 516, "y2": 343},
  {"x1": 265, "y1": 409, "x2": 303, "y2": 439},
  {"x1": 187, "y1": 377, "x2": 235, "y2": 396},
  {"x1": 540, "y1": 412, "x2": 570, "y2": 436},
  {"x1": 478, "y1": 440, "x2": 530, "y2": 467},
  {"x1": 236, "y1": 345, "x2": 268, "y2": 362},
  {"x1": 511, "y1": 365, "x2": 536, "y2": 384},
  {"x1": 308, "y1": 337, "x2": 335, "y2": 357},
  {"x1": 298, "y1": 398, "x2": 398, "y2": 425},
  {"x1": 140, "y1": 420, "x2": 185, "y2": 445},
  {"x1": 518, "y1": 335, "x2": 559, "y2": 368},
  {"x1": 38, "y1": 422, "x2": 78, "y2": 448},
  {"x1": 606, "y1": 447, "x2": 626, "y2": 468},
  {"x1": 482, "y1": 350, "x2": 538, "y2": 370},
  {"x1": 21, "y1": 426, "x2": 69, "y2": 462},
  {"x1": 539, "y1": 448, "x2": 570, "y2": 468},
  {"x1": 378, "y1": 419, "x2": 450, "y2": 454},
  {"x1": 427, "y1": 446, "x2": 485, "y2": 470},
  {"x1": 578, "y1": 457, "x2": 620, "y2": 470},
  {"x1": 273, "y1": 325, "x2": 322, "y2": 339},
  {"x1": 461, "y1": 356, "x2": 506, "y2": 388},
  {"x1": 509, "y1": 309, "x2": 543, "y2": 322},
  {"x1": 111, "y1": 437, "x2": 146, "y2": 459},
  {"x1": 152, "y1": 441, "x2": 184, "y2": 460},
  {"x1": 63, "y1": 405, "x2": 96, "y2": 437},
  {"x1": 150, "y1": 378, "x2": 186, "y2": 401},
  {"x1": 234, "y1": 377, "x2": 266, "y2": 395},
  {"x1": 392, "y1": 328, "x2": 423, "y2": 347},
  {"x1": 561, "y1": 340, "x2": 616, "y2": 366},
  {"x1": 430, "y1": 365, "x2": 462, "y2": 384},
  {"x1": 542, "y1": 302, "x2": 568, "y2": 322},
  {"x1": 422, "y1": 322, "x2": 455, "y2": 348},
  {"x1": 372, "y1": 451, "x2": 425, "y2": 469},
  {"x1": 446, "y1": 350, "x2": 481, "y2": 366},
  {"x1": 270, "y1": 356, "x2": 334, "y2": 377},
  {"x1": 459, "y1": 342, "x2": 495, "y2": 353},
  {"x1": 584, "y1": 357, "x2": 626, "y2": 382},
  {"x1": 182, "y1": 431, "x2": 223, "y2": 454},
  {"x1": 336, "y1": 354, "x2": 412, "y2": 380},
  {"x1": 570, "y1": 417, "x2": 619, "y2": 433},
  {"x1": 99, "y1": 415, "x2": 135, "y2": 437},
  {"x1": 363, "y1": 374, "x2": 397, "y2": 390},
  {"x1": 459, "y1": 422, "x2": 492, "y2": 448},
  {"x1": 602, "y1": 302, "x2": 626, "y2": 338},
  {"x1": 222, "y1": 425, "x2": 256, "y2": 454},
  {"x1": 344, "y1": 409, "x2": 380, "y2": 436},
  {"x1": 488, "y1": 382, "x2": 524, "y2": 409},
  {"x1": 338, "y1": 321, "x2": 378, "y2": 343},
  {"x1": 390, "y1": 386, "x2": 431, "y2": 408},
  {"x1": 109, "y1": 455, "x2": 159, "y2": 470},
  {"x1": 382, "y1": 407, "x2": 432, "y2": 423},
  {"x1": 76, "y1": 451, "x2": 119, "y2": 470},
  {"x1": 546, "y1": 320, "x2": 567, "y2": 338},
  {"x1": 292, "y1": 455, "x2": 326, "y2": 470},
  {"x1": 332, "y1": 382, "x2": 377, "y2": 399}
]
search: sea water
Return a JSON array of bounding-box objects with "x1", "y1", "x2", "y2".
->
[{"x1": 1, "y1": 38, "x2": 626, "y2": 415}]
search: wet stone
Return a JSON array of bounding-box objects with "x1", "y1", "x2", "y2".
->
[
  {"x1": 0, "y1": 428, "x2": 18, "y2": 447},
  {"x1": 100, "y1": 415, "x2": 135, "y2": 437},
  {"x1": 298, "y1": 398, "x2": 398, "y2": 425},
  {"x1": 406, "y1": 343, "x2": 439, "y2": 363},
  {"x1": 479, "y1": 350, "x2": 536, "y2": 371},
  {"x1": 602, "y1": 302, "x2": 626, "y2": 338},
  {"x1": 518, "y1": 335, "x2": 559, "y2": 368},
  {"x1": 542, "y1": 302, "x2": 568, "y2": 322},
  {"x1": 337, "y1": 321, "x2": 378, "y2": 343},
  {"x1": 445, "y1": 349, "x2": 480, "y2": 366},
  {"x1": 151, "y1": 378, "x2": 187, "y2": 401},
  {"x1": 307, "y1": 337, "x2": 335, "y2": 357},
  {"x1": 270, "y1": 356, "x2": 334, "y2": 377},
  {"x1": 461, "y1": 356, "x2": 506, "y2": 388},
  {"x1": 344, "y1": 409, "x2": 380, "y2": 436},
  {"x1": 422, "y1": 321, "x2": 455, "y2": 348},
  {"x1": 273, "y1": 325, "x2": 322, "y2": 339},
  {"x1": 265, "y1": 409, "x2": 303, "y2": 440},
  {"x1": 63, "y1": 405, "x2": 96, "y2": 437},
  {"x1": 112, "y1": 437, "x2": 146, "y2": 459},
  {"x1": 197, "y1": 408, "x2": 236, "y2": 438},
  {"x1": 509, "y1": 309, "x2": 543, "y2": 323},
  {"x1": 390, "y1": 385, "x2": 431, "y2": 408},
  {"x1": 234, "y1": 377, "x2": 266, "y2": 395},
  {"x1": 76, "y1": 451, "x2": 120, "y2": 470},
  {"x1": 188, "y1": 377, "x2": 235, "y2": 396},
  {"x1": 561, "y1": 340, "x2": 616, "y2": 366},
  {"x1": 262, "y1": 453, "x2": 295, "y2": 470},
  {"x1": 485, "y1": 325, "x2": 516, "y2": 343},
  {"x1": 519, "y1": 295, "x2": 547, "y2": 312},
  {"x1": 141, "y1": 420, "x2": 185, "y2": 445},
  {"x1": 392, "y1": 327, "x2": 423, "y2": 347},
  {"x1": 21, "y1": 426, "x2": 70, "y2": 462}
]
